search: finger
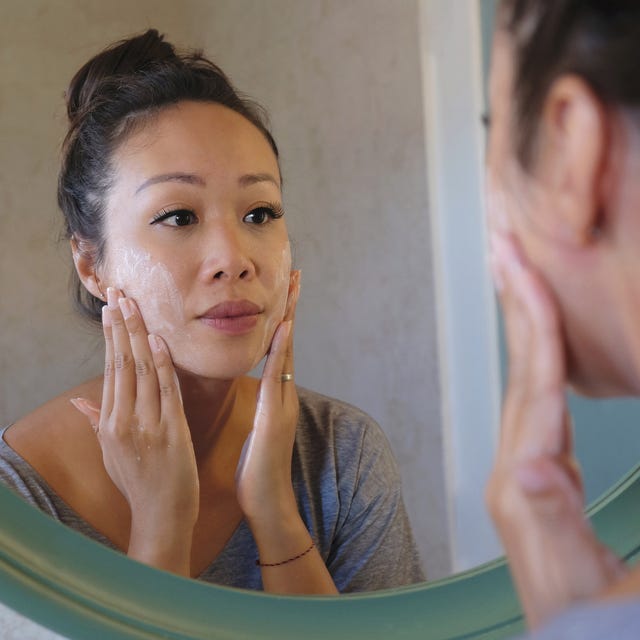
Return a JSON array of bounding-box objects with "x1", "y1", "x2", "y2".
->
[
  {"x1": 260, "y1": 320, "x2": 293, "y2": 395},
  {"x1": 492, "y1": 233, "x2": 566, "y2": 455},
  {"x1": 281, "y1": 272, "x2": 300, "y2": 398},
  {"x1": 70, "y1": 397, "x2": 101, "y2": 434},
  {"x1": 283, "y1": 270, "x2": 301, "y2": 323},
  {"x1": 119, "y1": 296, "x2": 160, "y2": 427},
  {"x1": 502, "y1": 234, "x2": 565, "y2": 392},
  {"x1": 107, "y1": 287, "x2": 136, "y2": 424},
  {"x1": 148, "y1": 333, "x2": 184, "y2": 427},
  {"x1": 100, "y1": 304, "x2": 115, "y2": 420}
]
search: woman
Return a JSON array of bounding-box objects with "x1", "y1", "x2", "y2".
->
[
  {"x1": 485, "y1": 0, "x2": 640, "y2": 636},
  {"x1": 0, "y1": 29, "x2": 424, "y2": 595}
]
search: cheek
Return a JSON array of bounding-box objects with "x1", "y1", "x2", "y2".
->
[
  {"x1": 273, "y1": 243, "x2": 293, "y2": 315},
  {"x1": 251, "y1": 243, "x2": 292, "y2": 368},
  {"x1": 105, "y1": 246, "x2": 185, "y2": 334}
]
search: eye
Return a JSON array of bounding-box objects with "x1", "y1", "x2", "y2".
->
[
  {"x1": 243, "y1": 204, "x2": 284, "y2": 225},
  {"x1": 481, "y1": 111, "x2": 492, "y2": 129},
  {"x1": 150, "y1": 208, "x2": 198, "y2": 227}
]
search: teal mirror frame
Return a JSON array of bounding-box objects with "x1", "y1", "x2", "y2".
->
[{"x1": 2, "y1": 464, "x2": 640, "y2": 640}]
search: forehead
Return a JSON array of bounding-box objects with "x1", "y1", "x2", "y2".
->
[{"x1": 111, "y1": 101, "x2": 281, "y2": 190}]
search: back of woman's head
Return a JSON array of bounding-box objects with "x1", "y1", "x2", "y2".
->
[
  {"x1": 59, "y1": 29, "x2": 278, "y2": 323},
  {"x1": 498, "y1": 0, "x2": 640, "y2": 168}
]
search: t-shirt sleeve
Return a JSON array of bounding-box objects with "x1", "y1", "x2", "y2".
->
[
  {"x1": 0, "y1": 447, "x2": 59, "y2": 516},
  {"x1": 327, "y1": 416, "x2": 426, "y2": 592}
]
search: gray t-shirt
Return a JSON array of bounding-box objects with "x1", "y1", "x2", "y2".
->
[
  {"x1": 516, "y1": 598, "x2": 640, "y2": 640},
  {"x1": 0, "y1": 386, "x2": 425, "y2": 592}
]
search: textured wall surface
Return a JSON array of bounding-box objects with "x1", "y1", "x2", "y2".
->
[{"x1": 0, "y1": 0, "x2": 447, "y2": 634}]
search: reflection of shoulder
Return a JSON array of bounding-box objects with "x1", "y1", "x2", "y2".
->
[
  {"x1": 295, "y1": 386, "x2": 395, "y2": 473},
  {"x1": 296, "y1": 385, "x2": 381, "y2": 440},
  {"x1": 4, "y1": 377, "x2": 104, "y2": 498}
]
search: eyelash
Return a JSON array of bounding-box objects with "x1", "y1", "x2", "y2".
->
[
  {"x1": 150, "y1": 208, "x2": 198, "y2": 227},
  {"x1": 481, "y1": 111, "x2": 492, "y2": 129},
  {"x1": 244, "y1": 202, "x2": 285, "y2": 225},
  {"x1": 149, "y1": 202, "x2": 285, "y2": 227}
]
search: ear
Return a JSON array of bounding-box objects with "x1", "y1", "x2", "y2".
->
[
  {"x1": 538, "y1": 75, "x2": 608, "y2": 245},
  {"x1": 70, "y1": 236, "x2": 105, "y2": 301}
]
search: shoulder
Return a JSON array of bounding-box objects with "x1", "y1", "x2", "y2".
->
[
  {"x1": 4, "y1": 377, "x2": 105, "y2": 497},
  {"x1": 296, "y1": 386, "x2": 385, "y2": 441},
  {"x1": 294, "y1": 386, "x2": 399, "y2": 480}
]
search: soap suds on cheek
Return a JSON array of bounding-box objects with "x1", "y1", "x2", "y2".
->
[
  {"x1": 252, "y1": 244, "x2": 292, "y2": 370},
  {"x1": 108, "y1": 246, "x2": 191, "y2": 347}
]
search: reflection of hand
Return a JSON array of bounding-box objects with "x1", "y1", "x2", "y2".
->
[
  {"x1": 70, "y1": 287, "x2": 199, "y2": 576},
  {"x1": 236, "y1": 270, "x2": 300, "y2": 526},
  {"x1": 235, "y1": 272, "x2": 336, "y2": 594},
  {"x1": 485, "y1": 232, "x2": 625, "y2": 629}
]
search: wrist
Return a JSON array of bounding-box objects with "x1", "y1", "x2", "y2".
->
[
  {"x1": 128, "y1": 515, "x2": 195, "y2": 576},
  {"x1": 242, "y1": 485, "x2": 299, "y2": 529}
]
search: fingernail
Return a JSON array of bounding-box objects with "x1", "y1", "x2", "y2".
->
[
  {"x1": 106, "y1": 287, "x2": 119, "y2": 309},
  {"x1": 69, "y1": 397, "x2": 87, "y2": 413},
  {"x1": 148, "y1": 334, "x2": 163, "y2": 353},
  {"x1": 119, "y1": 297, "x2": 135, "y2": 320},
  {"x1": 101, "y1": 304, "x2": 112, "y2": 327}
]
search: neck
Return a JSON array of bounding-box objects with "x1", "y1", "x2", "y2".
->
[{"x1": 175, "y1": 369, "x2": 242, "y2": 459}]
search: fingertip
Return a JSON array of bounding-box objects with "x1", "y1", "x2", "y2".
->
[
  {"x1": 280, "y1": 319, "x2": 293, "y2": 342},
  {"x1": 69, "y1": 397, "x2": 84, "y2": 413},
  {"x1": 148, "y1": 333, "x2": 165, "y2": 354},
  {"x1": 69, "y1": 397, "x2": 100, "y2": 427},
  {"x1": 101, "y1": 304, "x2": 112, "y2": 328}
]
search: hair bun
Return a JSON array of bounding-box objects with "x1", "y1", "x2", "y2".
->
[{"x1": 65, "y1": 29, "x2": 176, "y2": 121}]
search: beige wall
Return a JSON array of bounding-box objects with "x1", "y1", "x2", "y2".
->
[{"x1": 0, "y1": 2, "x2": 448, "y2": 631}]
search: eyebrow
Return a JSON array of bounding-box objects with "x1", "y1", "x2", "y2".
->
[
  {"x1": 135, "y1": 172, "x2": 206, "y2": 194},
  {"x1": 135, "y1": 171, "x2": 280, "y2": 194},
  {"x1": 237, "y1": 172, "x2": 281, "y2": 188}
]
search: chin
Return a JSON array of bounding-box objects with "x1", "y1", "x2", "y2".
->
[
  {"x1": 167, "y1": 336, "x2": 270, "y2": 382},
  {"x1": 567, "y1": 360, "x2": 639, "y2": 399}
]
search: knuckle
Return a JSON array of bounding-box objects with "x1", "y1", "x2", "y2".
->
[
  {"x1": 104, "y1": 360, "x2": 115, "y2": 379},
  {"x1": 159, "y1": 382, "x2": 176, "y2": 398},
  {"x1": 114, "y1": 351, "x2": 132, "y2": 371},
  {"x1": 135, "y1": 358, "x2": 152, "y2": 377}
]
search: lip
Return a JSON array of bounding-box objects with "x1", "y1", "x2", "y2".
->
[{"x1": 198, "y1": 300, "x2": 263, "y2": 335}]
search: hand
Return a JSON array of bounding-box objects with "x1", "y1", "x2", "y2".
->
[
  {"x1": 70, "y1": 287, "x2": 199, "y2": 574},
  {"x1": 234, "y1": 271, "x2": 336, "y2": 594},
  {"x1": 485, "y1": 232, "x2": 625, "y2": 628},
  {"x1": 235, "y1": 270, "x2": 301, "y2": 527}
]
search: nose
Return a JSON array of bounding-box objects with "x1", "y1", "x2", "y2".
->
[{"x1": 199, "y1": 219, "x2": 256, "y2": 283}]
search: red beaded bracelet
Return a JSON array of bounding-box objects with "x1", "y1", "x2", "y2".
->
[{"x1": 255, "y1": 540, "x2": 315, "y2": 567}]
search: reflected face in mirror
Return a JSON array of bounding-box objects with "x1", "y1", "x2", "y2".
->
[{"x1": 96, "y1": 101, "x2": 291, "y2": 378}]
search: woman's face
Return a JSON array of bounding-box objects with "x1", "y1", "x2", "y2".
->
[
  {"x1": 486, "y1": 29, "x2": 640, "y2": 395},
  {"x1": 98, "y1": 101, "x2": 291, "y2": 379}
]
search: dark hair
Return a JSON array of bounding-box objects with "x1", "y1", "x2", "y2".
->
[
  {"x1": 58, "y1": 29, "x2": 279, "y2": 323},
  {"x1": 498, "y1": 0, "x2": 640, "y2": 168}
]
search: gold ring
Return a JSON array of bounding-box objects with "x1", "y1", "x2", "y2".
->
[{"x1": 280, "y1": 373, "x2": 294, "y2": 382}]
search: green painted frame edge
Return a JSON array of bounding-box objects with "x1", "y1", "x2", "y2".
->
[{"x1": 1, "y1": 462, "x2": 639, "y2": 640}]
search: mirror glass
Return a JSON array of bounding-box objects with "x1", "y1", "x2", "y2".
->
[{"x1": 1, "y1": 0, "x2": 451, "y2": 590}]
